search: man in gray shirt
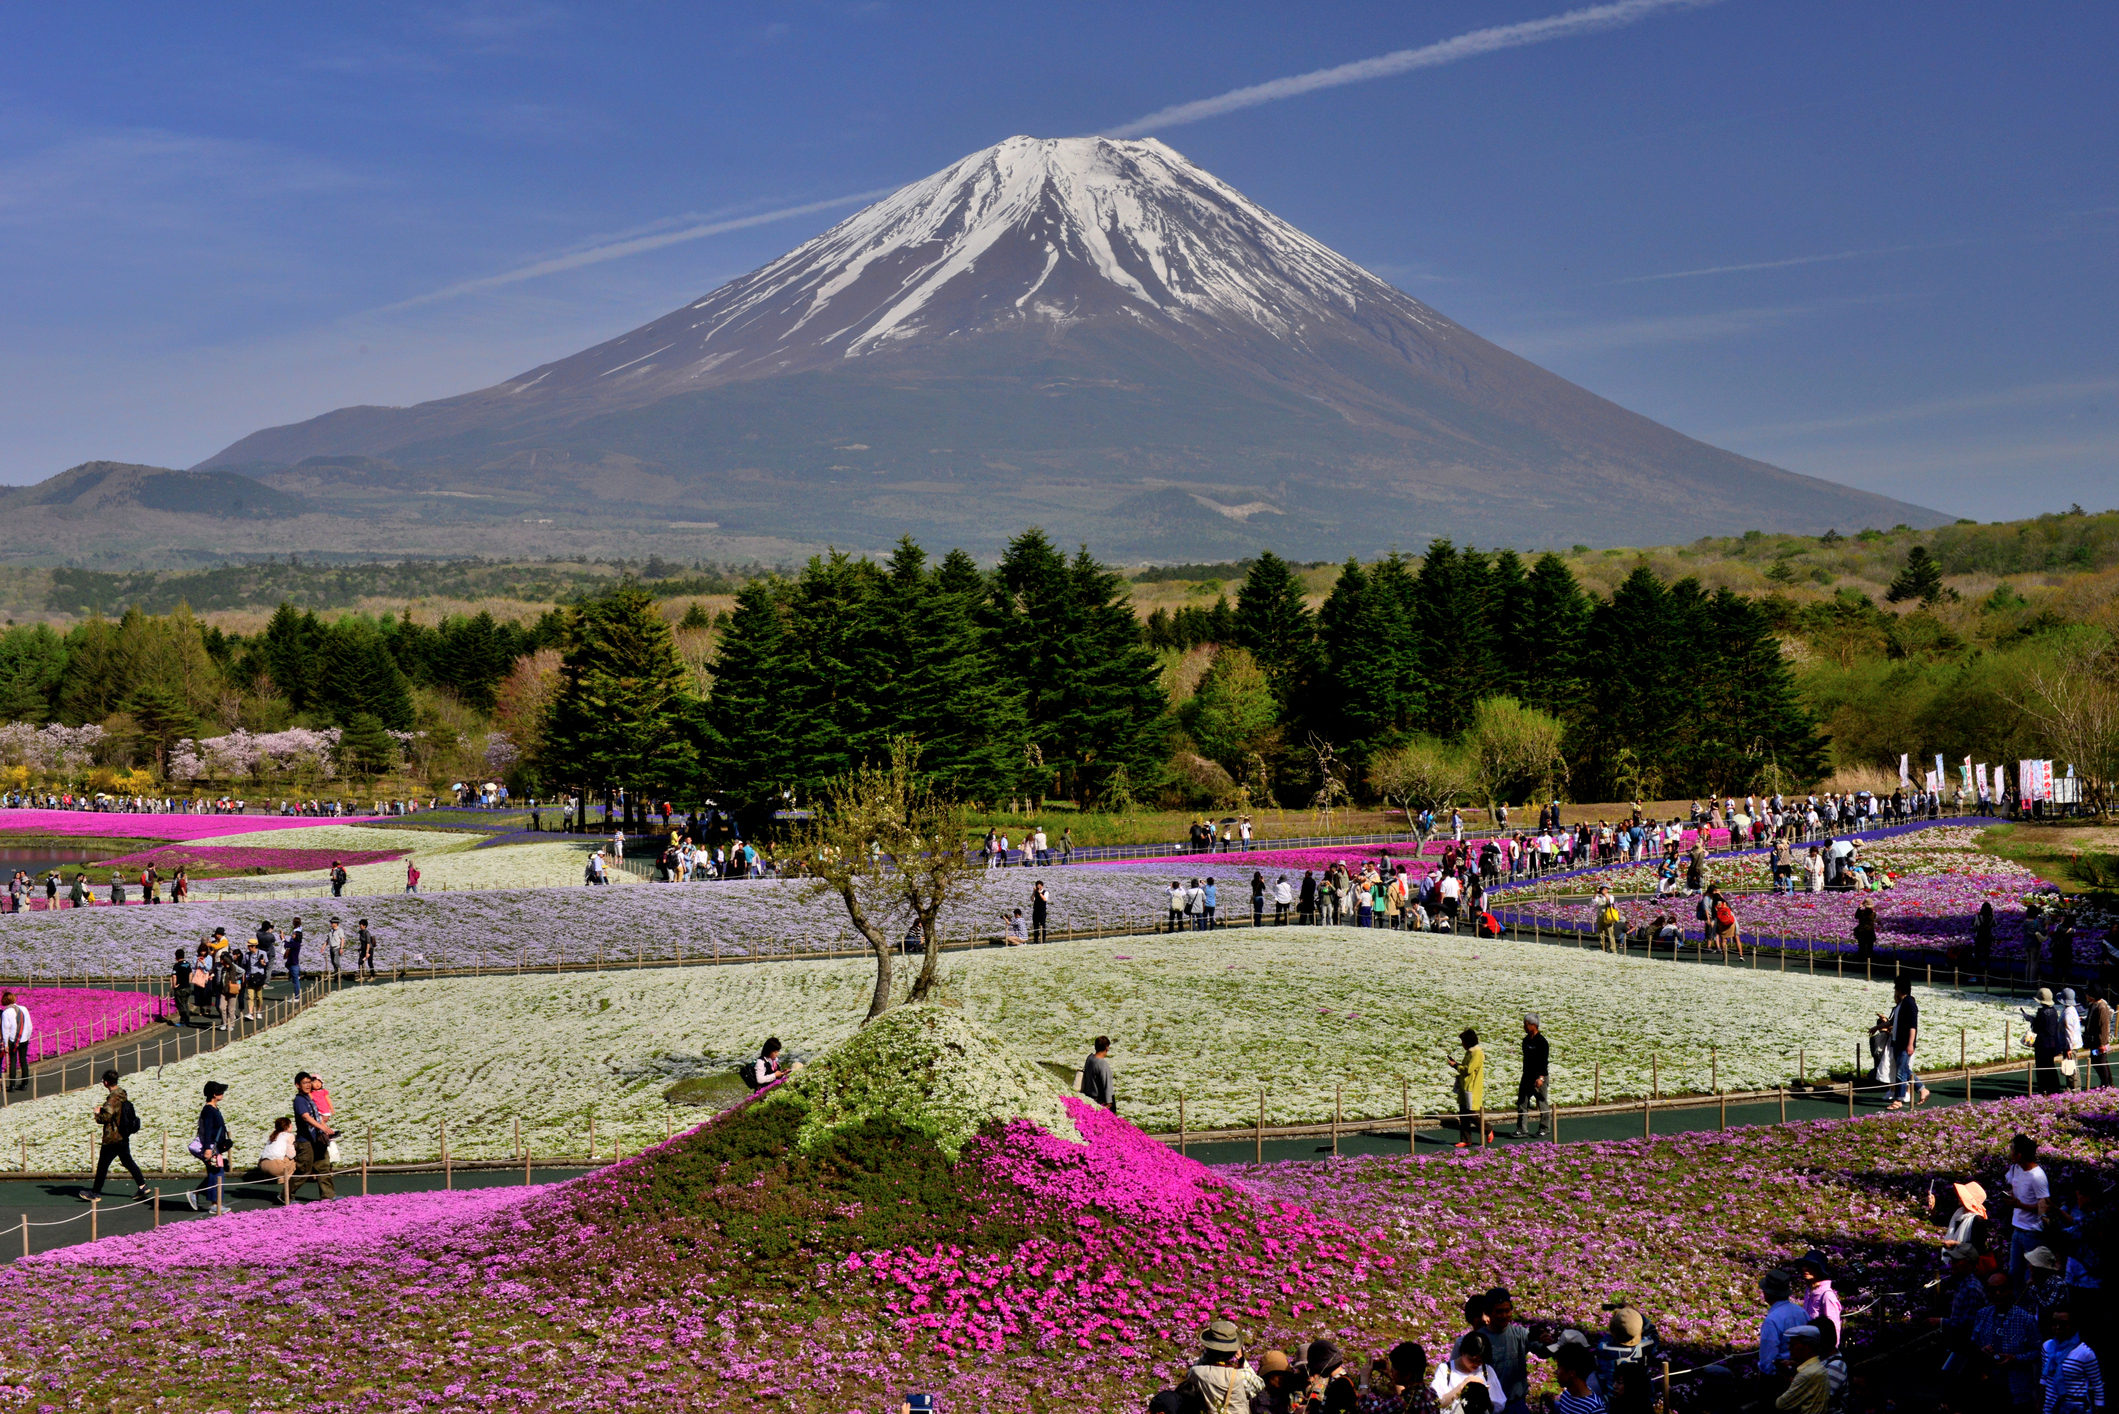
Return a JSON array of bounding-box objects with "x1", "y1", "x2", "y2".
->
[{"x1": 1080, "y1": 1036, "x2": 1116, "y2": 1112}]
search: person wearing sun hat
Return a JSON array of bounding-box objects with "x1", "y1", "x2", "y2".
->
[
  {"x1": 1931, "y1": 1179, "x2": 1991, "y2": 1262},
  {"x1": 1186, "y1": 1319, "x2": 1263, "y2": 1410},
  {"x1": 2021, "y1": 1245, "x2": 2067, "y2": 1321},
  {"x1": 1794, "y1": 1251, "x2": 1843, "y2": 1333}
]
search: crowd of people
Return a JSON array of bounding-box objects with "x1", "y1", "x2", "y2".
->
[
  {"x1": 1136, "y1": 1151, "x2": 2107, "y2": 1414},
  {"x1": 1150, "y1": 1285, "x2": 1673, "y2": 1413},
  {"x1": 0, "y1": 791, "x2": 430, "y2": 817},
  {"x1": 168, "y1": 916, "x2": 377, "y2": 1029}
]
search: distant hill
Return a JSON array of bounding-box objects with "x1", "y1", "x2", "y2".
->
[
  {"x1": 2, "y1": 462, "x2": 308, "y2": 519},
  {"x1": 194, "y1": 135, "x2": 1948, "y2": 558}
]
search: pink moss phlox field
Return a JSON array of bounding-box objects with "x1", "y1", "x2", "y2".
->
[
  {"x1": 0, "y1": 808, "x2": 384, "y2": 841},
  {"x1": 5, "y1": 1091, "x2": 2119, "y2": 1409},
  {"x1": 89, "y1": 844, "x2": 407, "y2": 872},
  {"x1": 1, "y1": 988, "x2": 170, "y2": 1062},
  {"x1": 29, "y1": 1184, "x2": 547, "y2": 1270}
]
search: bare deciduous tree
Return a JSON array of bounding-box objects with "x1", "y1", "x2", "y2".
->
[
  {"x1": 2012, "y1": 643, "x2": 2119, "y2": 820},
  {"x1": 1366, "y1": 737, "x2": 1473, "y2": 827},
  {"x1": 793, "y1": 737, "x2": 980, "y2": 1020}
]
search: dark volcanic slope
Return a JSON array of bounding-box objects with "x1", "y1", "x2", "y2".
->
[{"x1": 199, "y1": 136, "x2": 1947, "y2": 556}]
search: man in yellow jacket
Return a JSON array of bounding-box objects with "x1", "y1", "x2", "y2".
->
[{"x1": 1446, "y1": 1027, "x2": 1491, "y2": 1149}]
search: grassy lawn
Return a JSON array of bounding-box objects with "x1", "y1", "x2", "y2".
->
[{"x1": 1974, "y1": 820, "x2": 2119, "y2": 893}]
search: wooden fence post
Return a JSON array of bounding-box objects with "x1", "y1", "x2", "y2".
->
[{"x1": 1255, "y1": 1088, "x2": 1265, "y2": 1165}]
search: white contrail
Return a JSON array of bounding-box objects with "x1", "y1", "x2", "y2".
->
[
  {"x1": 378, "y1": 189, "x2": 894, "y2": 311},
  {"x1": 1102, "y1": 0, "x2": 1723, "y2": 138},
  {"x1": 1610, "y1": 250, "x2": 1885, "y2": 283}
]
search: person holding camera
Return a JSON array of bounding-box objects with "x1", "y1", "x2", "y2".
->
[
  {"x1": 1188, "y1": 1320, "x2": 1265, "y2": 1411},
  {"x1": 1430, "y1": 1332, "x2": 1502, "y2": 1410}
]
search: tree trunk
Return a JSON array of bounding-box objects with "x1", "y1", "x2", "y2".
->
[
  {"x1": 906, "y1": 904, "x2": 946, "y2": 1003},
  {"x1": 832, "y1": 881, "x2": 896, "y2": 1021}
]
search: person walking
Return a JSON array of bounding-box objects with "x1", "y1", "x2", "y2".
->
[
  {"x1": 1080, "y1": 1036, "x2": 1116, "y2": 1113},
  {"x1": 405, "y1": 860, "x2": 422, "y2": 894},
  {"x1": 84, "y1": 1069, "x2": 148, "y2": 1203},
  {"x1": 2088, "y1": 986, "x2": 2114, "y2": 1089},
  {"x1": 284, "y1": 916, "x2": 305, "y2": 996},
  {"x1": 325, "y1": 917, "x2": 346, "y2": 977},
  {"x1": 1513, "y1": 1014, "x2": 1553, "y2": 1140},
  {"x1": 1445, "y1": 1028, "x2": 1492, "y2": 1148},
  {"x1": 2025, "y1": 989, "x2": 2067, "y2": 1095},
  {"x1": 290, "y1": 1071, "x2": 337, "y2": 1201},
  {"x1": 329, "y1": 860, "x2": 348, "y2": 897},
  {"x1": 170, "y1": 948, "x2": 196, "y2": 1028},
  {"x1": 188, "y1": 1081, "x2": 233, "y2": 1214},
  {"x1": 356, "y1": 919, "x2": 377, "y2": 978},
  {"x1": 1, "y1": 991, "x2": 30, "y2": 1090},
  {"x1": 1881, "y1": 976, "x2": 1930, "y2": 1109}
]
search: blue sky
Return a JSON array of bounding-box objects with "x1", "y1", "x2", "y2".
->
[{"x1": 2, "y1": 1, "x2": 2113, "y2": 521}]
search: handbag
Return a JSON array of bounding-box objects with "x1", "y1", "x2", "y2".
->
[
  {"x1": 325, "y1": 1140, "x2": 342, "y2": 1165},
  {"x1": 2061, "y1": 1055, "x2": 2078, "y2": 1078}
]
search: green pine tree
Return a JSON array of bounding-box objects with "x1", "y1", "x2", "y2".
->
[
  {"x1": 258, "y1": 602, "x2": 324, "y2": 709},
  {"x1": 700, "y1": 579, "x2": 792, "y2": 798},
  {"x1": 1231, "y1": 550, "x2": 1315, "y2": 697},
  {"x1": 1886, "y1": 546, "x2": 1946, "y2": 605},
  {"x1": 542, "y1": 586, "x2": 697, "y2": 812},
  {"x1": 314, "y1": 618, "x2": 415, "y2": 731},
  {"x1": 867, "y1": 537, "x2": 1028, "y2": 804},
  {"x1": 334, "y1": 711, "x2": 397, "y2": 780},
  {"x1": 1517, "y1": 552, "x2": 1591, "y2": 717}
]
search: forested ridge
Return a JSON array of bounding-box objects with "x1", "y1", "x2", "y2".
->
[{"x1": 0, "y1": 512, "x2": 2113, "y2": 812}]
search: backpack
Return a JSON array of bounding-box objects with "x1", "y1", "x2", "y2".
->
[
  {"x1": 1714, "y1": 901, "x2": 1735, "y2": 928},
  {"x1": 119, "y1": 1099, "x2": 141, "y2": 1136}
]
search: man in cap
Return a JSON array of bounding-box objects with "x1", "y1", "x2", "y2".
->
[
  {"x1": 1756, "y1": 1270, "x2": 1808, "y2": 1387},
  {"x1": 1772, "y1": 1327, "x2": 1829, "y2": 1413},
  {"x1": 1512, "y1": 1017, "x2": 1551, "y2": 1141},
  {"x1": 1186, "y1": 1320, "x2": 1263, "y2": 1411},
  {"x1": 1251, "y1": 1349, "x2": 1299, "y2": 1413},
  {"x1": 2021, "y1": 1245, "x2": 2066, "y2": 1321},
  {"x1": 1595, "y1": 1303, "x2": 1656, "y2": 1396}
]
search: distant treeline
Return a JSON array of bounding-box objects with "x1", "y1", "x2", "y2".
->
[{"x1": 41, "y1": 556, "x2": 746, "y2": 617}]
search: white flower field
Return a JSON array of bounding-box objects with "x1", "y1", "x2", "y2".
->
[{"x1": 0, "y1": 926, "x2": 2014, "y2": 1165}]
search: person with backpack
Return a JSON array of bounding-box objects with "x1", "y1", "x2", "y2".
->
[
  {"x1": 1706, "y1": 887, "x2": 1743, "y2": 961},
  {"x1": 241, "y1": 941, "x2": 270, "y2": 1021},
  {"x1": 84, "y1": 1068, "x2": 149, "y2": 1203},
  {"x1": 329, "y1": 860, "x2": 348, "y2": 897}
]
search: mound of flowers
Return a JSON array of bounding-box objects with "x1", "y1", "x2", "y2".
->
[{"x1": 4, "y1": 1003, "x2": 2116, "y2": 1410}]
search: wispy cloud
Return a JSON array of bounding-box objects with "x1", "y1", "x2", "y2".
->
[
  {"x1": 1723, "y1": 377, "x2": 2119, "y2": 439},
  {"x1": 1494, "y1": 301, "x2": 1839, "y2": 357},
  {"x1": 376, "y1": 190, "x2": 895, "y2": 310},
  {"x1": 1609, "y1": 249, "x2": 1886, "y2": 283},
  {"x1": 1101, "y1": 0, "x2": 1720, "y2": 138}
]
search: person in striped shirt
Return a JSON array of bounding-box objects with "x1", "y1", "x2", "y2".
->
[
  {"x1": 1552, "y1": 1344, "x2": 1606, "y2": 1414},
  {"x1": 2040, "y1": 1304, "x2": 2103, "y2": 1414}
]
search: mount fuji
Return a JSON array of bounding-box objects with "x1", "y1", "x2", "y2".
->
[{"x1": 198, "y1": 135, "x2": 1947, "y2": 556}]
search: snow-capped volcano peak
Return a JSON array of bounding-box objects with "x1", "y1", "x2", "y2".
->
[
  {"x1": 715, "y1": 134, "x2": 1393, "y2": 352},
  {"x1": 486, "y1": 136, "x2": 1436, "y2": 399}
]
